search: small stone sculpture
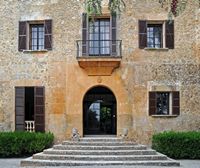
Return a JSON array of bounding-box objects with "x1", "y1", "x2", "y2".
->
[
  {"x1": 121, "y1": 128, "x2": 128, "y2": 140},
  {"x1": 71, "y1": 128, "x2": 80, "y2": 141}
]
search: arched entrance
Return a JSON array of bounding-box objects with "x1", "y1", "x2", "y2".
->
[{"x1": 83, "y1": 86, "x2": 117, "y2": 135}]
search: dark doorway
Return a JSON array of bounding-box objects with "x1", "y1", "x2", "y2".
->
[
  {"x1": 25, "y1": 87, "x2": 34, "y2": 121},
  {"x1": 83, "y1": 86, "x2": 117, "y2": 135}
]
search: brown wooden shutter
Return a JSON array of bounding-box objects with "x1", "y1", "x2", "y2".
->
[
  {"x1": 111, "y1": 14, "x2": 117, "y2": 56},
  {"x1": 165, "y1": 20, "x2": 174, "y2": 49},
  {"x1": 139, "y1": 20, "x2": 147, "y2": 49},
  {"x1": 34, "y1": 87, "x2": 45, "y2": 132},
  {"x1": 18, "y1": 21, "x2": 27, "y2": 51},
  {"x1": 82, "y1": 13, "x2": 88, "y2": 56},
  {"x1": 15, "y1": 87, "x2": 25, "y2": 131},
  {"x1": 149, "y1": 92, "x2": 156, "y2": 115},
  {"x1": 44, "y1": 20, "x2": 52, "y2": 50},
  {"x1": 172, "y1": 91, "x2": 180, "y2": 115}
]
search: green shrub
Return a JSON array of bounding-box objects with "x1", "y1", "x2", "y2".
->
[
  {"x1": 0, "y1": 131, "x2": 54, "y2": 157},
  {"x1": 152, "y1": 131, "x2": 200, "y2": 159}
]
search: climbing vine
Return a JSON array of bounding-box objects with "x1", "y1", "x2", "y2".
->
[
  {"x1": 84, "y1": 0, "x2": 125, "y2": 16},
  {"x1": 108, "y1": 0, "x2": 126, "y2": 15},
  {"x1": 84, "y1": 0, "x2": 199, "y2": 18},
  {"x1": 84, "y1": 0, "x2": 102, "y2": 16}
]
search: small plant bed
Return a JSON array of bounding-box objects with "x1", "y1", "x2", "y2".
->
[
  {"x1": 0, "y1": 131, "x2": 54, "y2": 158},
  {"x1": 152, "y1": 131, "x2": 200, "y2": 159}
]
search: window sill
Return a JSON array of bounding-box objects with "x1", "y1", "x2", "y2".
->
[
  {"x1": 22, "y1": 49, "x2": 48, "y2": 53},
  {"x1": 144, "y1": 47, "x2": 169, "y2": 51},
  {"x1": 151, "y1": 115, "x2": 178, "y2": 118}
]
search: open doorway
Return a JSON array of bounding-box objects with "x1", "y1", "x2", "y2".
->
[
  {"x1": 83, "y1": 86, "x2": 117, "y2": 135},
  {"x1": 25, "y1": 87, "x2": 34, "y2": 121}
]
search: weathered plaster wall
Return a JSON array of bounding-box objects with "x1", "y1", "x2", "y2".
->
[{"x1": 0, "y1": 0, "x2": 199, "y2": 144}]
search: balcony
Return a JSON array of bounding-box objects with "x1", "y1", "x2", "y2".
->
[
  {"x1": 25, "y1": 120, "x2": 35, "y2": 132},
  {"x1": 76, "y1": 40, "x2": 122, "y2": 76}
]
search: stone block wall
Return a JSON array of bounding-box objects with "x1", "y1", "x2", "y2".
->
[{"x1": 0, "y1": 0, "x2": 199, "y2": 144}]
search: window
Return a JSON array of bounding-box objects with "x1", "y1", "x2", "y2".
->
[
  {"x1": 89, "y1": 19, "x2": 110, "y2": 55},
  {"x1": 139, "y1": 20, "x2": 174, "y2": 49},
  {"x1": 149, "y1": 91, "x2": 180, "y2": 116},
  {"x1": 81, "y1": 13, "x2": 119, "y2": 57},
  {"x1": 147, "y1": 24, "x2": 162, "y2": 48},
  {"x1": 18, "y1": 20, "x2": 52, "y2": 51},
  {"x1": 30, "y1": 24, "x2": 44, "y2": 50},
  {"x1": 15, "y1": 87, "x2": 45, "y2": 132},
  {"x1": 155, "y1": 92, "x2": 169, "y2": 115}
]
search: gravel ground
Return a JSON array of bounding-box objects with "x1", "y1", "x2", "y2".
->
[{"x1": 0, "y1": 159, "x2": 200, "y2": 168}]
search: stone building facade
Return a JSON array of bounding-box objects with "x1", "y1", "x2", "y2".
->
[{"x1": 0, "y1": 0, "x2": 200, "y2": 144}]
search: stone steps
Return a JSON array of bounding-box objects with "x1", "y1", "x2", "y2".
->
[
  {"x1": 21, "y1": 137, "x2": 180, "y2": 167},
  {"x1": 62, "y1": 141, "x2": 137, "y2": 146},
  {"x1": 43, "y1": 148, "x2": 157, "y2": 155},
  {"x1": 53, "y1": 144, "x2": 147, "y2": 150},
  {"x1": 79, "y1": 137, "x2": 123, "y2": 142},
  {"x1": 21, "y1": 159, "x2": 180, "y2": 167},
  {"x1": 33, "y1": 153, "x2": 168, "y2": 161}
]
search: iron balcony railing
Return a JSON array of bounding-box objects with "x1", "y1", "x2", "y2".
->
[{"x1": 76, "y1": 40, "x2": 122, "y2": 58}]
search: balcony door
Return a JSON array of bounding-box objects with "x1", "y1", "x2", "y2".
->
[{"x1": 89, "y1": 19, "x2": 110, "y2": 56}]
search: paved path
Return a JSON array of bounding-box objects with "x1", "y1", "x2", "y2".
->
[{"x1": 0, "y1": 159, "x2": 200, "y2": 168}]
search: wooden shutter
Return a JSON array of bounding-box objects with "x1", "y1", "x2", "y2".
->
[
  {"x1": 149, "y1": 92, "x2": 156, "y2": 115},
  {"x1": 82, "y1": 13, "x2": 88, "y2": 56},
  {"x1": 165, "y1": 20, "x2": 174, "y2": 49},
  {"x1": 111, "y1": 14, "x2": 117, "y2": 56},
  {"x1": 15, "y1": 87, "x2": 25, "y2": 131},
  {"x1": 44, "y1": 20, "x2": 52, "y2": 50},
  {"x1": 18, "y1": 21, "x2": 27, "y2": 51},
  {"x1": 34, "y1": 87, "x2": 45, "y2": 132},
  {"x1": 172, "y1": 91, "x2": 180, "y2": 115},
  {"x1": 139, "y1": 20, "x2": 147, "y2": 49}
]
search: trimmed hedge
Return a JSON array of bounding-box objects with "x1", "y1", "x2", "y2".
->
[
  {"x1": 0, "y1": 131, "x2": 54, "y2": 157},
  {"x1": 152, "y1": 131, "x2": 200, "y2": 159}
]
